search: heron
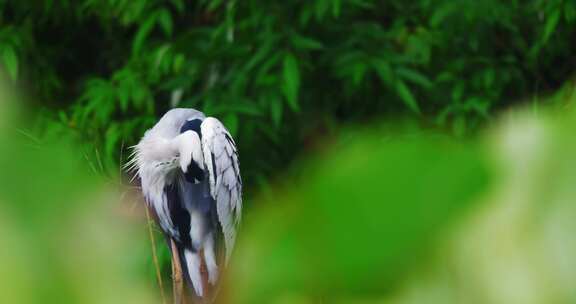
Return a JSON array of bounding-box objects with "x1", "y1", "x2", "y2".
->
[{"x1": 127, "y1": 108, "x2": 242, "y2": 300}]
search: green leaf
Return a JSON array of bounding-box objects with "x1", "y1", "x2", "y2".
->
[
  {"x1": 172, "y1": 0, "x2": 185, "y2": 13},
  {"x1": 436, "y1": 72, "x2": 454, "y2": 83},
  {"x1": 132, "y1": 15, "x2": 156, "y2": 55},
  {"x1": 105, "y1": 123, "x2": 121, "y2": 160},
  {"x1": 256, "y1": 53, "x2": 281, "y2": 84},
  {"x1": 396, "y1": 80, "x2": 420, "y2": 114},
  {"x1": 372, "y1": 58, "x2": 393, "y2": 85},
  {"x1": 543, "y1": 9, "x2": 561, "y2": 42},
  {"x1": 117, "y1": 85, "x2": 129, "y2": 112},
  {"x1": 282, "y1": 53, "x2": 300, "y2": 112},
  {"x1": 207, "y1": 0, "x2": 225, "y2": 11},
  {"x1": 244, "y1": 41, "x2": 273, "y2": 72},
  {"x1": 157, "y1": 9, "x2": 173, "y2": 36},
  {"x1": 173, "y1": 54, "x2": 185, "y2": 73},
  {"x1": 430, "y1": 3, "x2": 455, "y2": 27},
  {"x1": 332, "y1": 0, "x2": 342, "y2": 17},
  {"x1": 58, "y1": 110, "x2": 68, "y2": 124},
  {"x1": 290, "y1": 32, "x2": 323, "y2": 50},
  {"x1": 482, "y1": 68, "x2": 495, "y2": 88},
  {"x1": 465, "y1": 97, "x2": 489, "y2": 119},
  {"x1": 270, "y1": 96, "x2": 283, "y2": 127},
  {"x1": 397, "y1": 67, "x2": 433, "y2": 89},
  {"x1": 314, "y1": 0, "x2": 330, "y2": 21},
  {"x1": 1, "y1": 46, "x2": 18, "y2": 80},
  {"x1": 299, "y1": 7, "x2": 313, "y2": 26},
  {"x1": 352, "y1": 63, "x2": 367, "y2": 87},
  {"x1": 155, "y1": 44, "x2": 172, "y2": 71},
  {"x1": 452, "y1": 83, "x2": 464, "y2": 102}
]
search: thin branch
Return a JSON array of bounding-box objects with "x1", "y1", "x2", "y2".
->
[
  {"x1": 146, "y1": 206, "x2": 167, "y2": 304},
  {"x1": 171, "y1": 239, "x2": 186, "y2": 304}
]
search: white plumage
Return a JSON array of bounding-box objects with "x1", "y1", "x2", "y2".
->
[{"x1": 127, "y1": 108, "x2": 242, "y2": 298}]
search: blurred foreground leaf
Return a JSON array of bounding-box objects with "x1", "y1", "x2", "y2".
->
[
  {"x1": 228, "y1": 131, "x2": 490, "y2": 303},
  {"x1": 0, "y1": 130, "x2": 156, "y2": 304},
  {"x1": 227, "y1": 104, "x2": 576, "y2": 304}
]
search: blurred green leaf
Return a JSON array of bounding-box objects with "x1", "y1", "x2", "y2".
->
[
  {"x1": 231, "y1": 131, "x2": 491, "y2": 302},
  {"x1": 430, "y1": 3, "x2": 456, "y2": 27},
  {"x1": 1, "y1": 46, "x2": 18, "y2": 80},
  {"x1": 396, "y1": 80, "x2": 420, "y2": 114},
  {"x1": 397, "y1": 67, "x2": 433, "y2": 89},
  {"x1": 282, "y1": 53, "x2": 300, "y2": 112},
  {"x1": 270, "y1": 95, "x2": 283, "y2": 127},
  {"x1": 173, "y1": 54, "x2": 185, "y2": 73},
  {"x1": 157, "y1": 9, "x2": 173, "y2": 36},
  {"x1": 132, "y1": 15, "x2": 156, "y2": 55},
  {"x1": 290, "y1": 32, "x2": 323, "y2": 50},
  {"x1": 372, "y1": 58, "x2": 393, "y2": 84},
  {"x1": 543, "y1": 8, "x2": 561, "y2": 42},
  {"x1": 206, "y1": 0, "x2": 225, "y2": 11}
]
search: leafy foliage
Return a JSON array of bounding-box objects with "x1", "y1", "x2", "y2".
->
[
  {"x1": 1, "y1": 0, "x2": 575, "y2": 185},
  {"x1": 1, "y1": 2, "x2": 576, "y2": 301}
]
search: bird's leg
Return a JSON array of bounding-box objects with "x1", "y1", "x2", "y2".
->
[{"x1": 171, "y1": 239, "x2": 186, "y2": 304}]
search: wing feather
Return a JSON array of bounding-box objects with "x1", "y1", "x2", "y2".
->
[{"x1": 200, "y1": 117, "x2": 242, "y2": 262}]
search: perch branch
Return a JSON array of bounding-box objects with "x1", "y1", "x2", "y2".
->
[{"x1": 171, "y1": 239, "x2": 186, "y2": 304}]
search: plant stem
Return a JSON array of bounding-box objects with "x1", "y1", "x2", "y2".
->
[
  {"x1": 171, "y1": 239, "x2": 185, "y2": 304},
  {"x1": 146, "y1": 206, "x2": 167, "y2": 304}
]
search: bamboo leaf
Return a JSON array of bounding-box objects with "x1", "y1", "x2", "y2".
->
[
  {"x1": 1, "y1": 46, "x2": 18, "y2": 80},
  {"x1": 397, "y1": 67, "x2": 433, "y2": 89},
  {"x1": 372, "y1": 59, "x2": 393, "y2": 85},
  {"x1": 133, "y1": 15, "x2": 156, "y2": 55},
  {"x1": 157, "y1": 9, "x2": 173, "y2": 36},
  {"x1": 290, "y1": 32, "x2": 323, "y2": 50},
  {"x1": 282, "y1": 53, "x2": 300, "y2": 112},
  {"x1": 543, "y1": 9, "x2": 561, "y2": 42},
  {"x1": 270, "y1": 96, "x2": 283, "y2": 127},
  {"x1": 396, "y1": 80, "x2": 420, "y2": 114},
  {"x1": 173, "y1": 54, "x2": 185, "y2": 73}
]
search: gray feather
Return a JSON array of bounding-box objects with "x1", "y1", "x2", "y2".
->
[{"x1": 200, "y1": 117, "x2": 242, "y2": 262}]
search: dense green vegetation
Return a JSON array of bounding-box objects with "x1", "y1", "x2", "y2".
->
[
  {"x1": 1, "y1": 1, "x2": 576, "y2": 303},
  {"x1": 1, "y1": 0, "x2": 576, "y2": 186}
]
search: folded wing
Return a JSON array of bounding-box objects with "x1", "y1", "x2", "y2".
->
[{"x1": 200, "y1": 117, "x2": 242, "y2": 262}]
